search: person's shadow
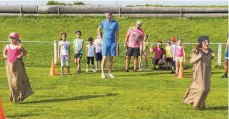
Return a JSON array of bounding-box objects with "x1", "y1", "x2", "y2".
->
[
  {"x1": 21, "y1": 93, "x2": 118, "y2": 104},
  {"x1": 206, "y1": 106, "x2": 228, "y2": 110}
]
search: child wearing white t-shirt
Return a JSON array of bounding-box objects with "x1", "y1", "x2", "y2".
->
[
  {"x1": 58, "y1": 32, "x2": 70, "y2": 75},
  {"x1": 94, "y1": 33, "x2": 102, "y2": 71},
  {"x1": 86, "y1": 37, "x2": 96, "y2": 72}
]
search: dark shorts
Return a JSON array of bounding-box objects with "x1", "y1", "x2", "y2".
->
[
  {"x1": 87, "y1": 57, "x2": 94, "y2": 65},
  {"x1": 126, "y1": 47, "x2": 140, "y2": 57},
  {"x1": 74, "y1": 53, "x2": 82, "y2": 59},
  {"x1": 152, "y1": 58, "x2": 160, "y2": 65},
  {"x1": 165, "y1": 58, "x2": 173, "y2": 63},
  {"x1": 96, "y1": 52, "x2": 102, "y2": 61}
]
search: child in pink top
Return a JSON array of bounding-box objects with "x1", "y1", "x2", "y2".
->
[
  {"x1": 173, "y1": 37, "x2": 186, "y2": 76},
  {"x1": 3, "y1": 32, "x2": 33, "y2": 103}
]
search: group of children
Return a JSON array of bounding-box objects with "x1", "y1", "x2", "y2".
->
[
  {"x1": 147, "y1": 36, "x2": 185, "y2": 77},
  {"x1": 58, "y1": 31, "x2": 103, "y2": 75},
  {"x1": 57, "y1": 30, "x2": 186, "y2": 77}
]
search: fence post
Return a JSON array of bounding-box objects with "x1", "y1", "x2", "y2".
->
[
  {"x1": 217, "y1": 43, "x2": 222, "y2": 66},
  {"x1": 20, "y1": 6, "x2": 22, "y2": 18},
  {"x1": 54, "y1": 40, "x2": 57, "y2": 65},
  {"x1": 119, "y1": 6, "x2": 121, "y2": 18},
  {"x1": 180, "y1": 8, "x2": 183, "y2": 18},
  {"x1": 58, "y1": 6, "x2": 60, "y2": 15}
]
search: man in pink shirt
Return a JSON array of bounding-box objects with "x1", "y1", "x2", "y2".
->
[{"x1": 124, "y1": 20, "x2": 144, "y2": 72}]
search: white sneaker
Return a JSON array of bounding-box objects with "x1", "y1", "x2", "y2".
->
[
  {"x1": 93, "y1": 69, "x2": 97, "y2": 72},
  {"x1": 108, "y1": 73, "x2": 115, "y2": 78},
  {"x1": 101, "y1": 73, "x2": 106, "y2": 79},
  {"x1": 139, "y1": 68, "x2": 142, "y2": 71},
  {"x1": 86, "y1": 69, "x2": 89, "y2": 72}
]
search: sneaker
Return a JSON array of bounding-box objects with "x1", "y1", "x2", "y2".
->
[
  {"x1": 77, "y1": 70, "x2": 81, "y2": 74},
  {"x1": 86, "y1": 69, "x2": 89, "y2": 72},
  {"x1": 108, "y1": 73, "x2": 115, "y2": 78},
  {"x1": 139, "y1": 68, "x2": 142, "y2": 71},
  {"x1": 125, "y1": 69, "x2": 129, "y2": 72},
  {"x1": 93, "y1": 69, "x2": 97, "y2": 73},
  {"x1": 101, "y1": 73, "x2": 106, "y2": 79},
  {"x1": 133, "y1": 69, "x2": 137, "y2": 72}
]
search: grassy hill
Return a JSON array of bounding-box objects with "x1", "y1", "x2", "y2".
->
[{"x1": 0, "y1": 16, "x2": 227, "y2": 67}]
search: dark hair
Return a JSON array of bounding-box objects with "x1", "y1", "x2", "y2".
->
[
  {"x1": 193, "y1": 42, "x2": 202, "y2": 54},
  {"x1": 88, "y1": 37, "x2": 93, "y2": 41},
  {"x1": 60, "y1": 32, "x2": 67, "y2": 41},
  {"x1": 75, "y1": 30, "x2": 81, "y2": 35}
]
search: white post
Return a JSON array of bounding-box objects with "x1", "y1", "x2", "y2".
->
[
  {"x1": 217, "y1": 43, "x2": 222, "y2": 66},
  {"x1": 54, "y1": 40, "x2": 57, "y2": 65}
]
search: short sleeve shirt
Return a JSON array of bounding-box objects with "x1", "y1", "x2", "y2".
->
[
  {"x1": 100, "y1": 19, "x2": 119, "y2": 44},
  {"x1": 73, "y1": 39, "x2": 84, "y2": 54},
  {"x1": 58, "y1": 40, "x2": 70, "y2": 56}
]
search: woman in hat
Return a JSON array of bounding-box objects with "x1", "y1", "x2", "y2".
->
[
  {"x1": 183, "y1": 36, "x2": 214, "y2": 109},
  {"x1": 2, "y1": 32, "x2": 34, "y2": 103}
]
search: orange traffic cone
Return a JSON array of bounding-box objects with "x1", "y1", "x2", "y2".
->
[
  {"x1": 0, "y1": 98, "x2": 7, "y2": 119},
  {"x1": 178, "y1": 63, "x2": 184, "y2": 78},
  {"x1": 50, "y1": 59, "x2": 56, "y2": 76}
]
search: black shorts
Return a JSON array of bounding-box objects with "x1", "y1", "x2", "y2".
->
[
  {"x1": 96, "y1": 52, "x2": 102, "y2": 61},
  {"x1": 74, "y1": 53, "x2": 82, "y2": 59},
  {"x1": 126, "y1": 47, "x2": 140, "y2": 57},
  {"x1": 165, "y1": 58, "x2": 173, "y2": 63},
  {"x1": 87, "y1": 57, "x2": 94, "y2": 65}
]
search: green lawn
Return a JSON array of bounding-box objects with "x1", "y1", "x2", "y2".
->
[
  {"x1": 0, "y1": 16, "x2": 228, "y2": 119},
  {"x1": 0, "y1": 67, "x2": 227, "y2": 119}
]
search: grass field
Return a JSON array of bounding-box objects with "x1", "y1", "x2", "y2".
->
[
  {"x1": 0, "y1": 16, "x2": 228, "y2": 119},
  {"x1": 0, "y1": 67, "x2": 228, "y2": 119}
]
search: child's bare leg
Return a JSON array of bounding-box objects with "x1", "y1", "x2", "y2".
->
[
  {"x1": 67, "y1": 66, "x2": 70, "y2": 74},
  {"x1": 175, "y1": 61, "x2": 180, "y2": 75},
  {"x1": 139, "y1": 55, "x2": 142, "y2": 70}
]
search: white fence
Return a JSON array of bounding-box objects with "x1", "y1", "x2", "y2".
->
[
  {"x1": 52, "y1": 40, "x2": 226, "y2": 66},
  {"x1": 0, "y1": 40, "x2": 226, "y2": 67}
]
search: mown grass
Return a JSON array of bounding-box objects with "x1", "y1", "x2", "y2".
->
[
  {"x1": 0, "y1": 67, "x2": 227, "y2": 119},
  {"x1": 0, "y1": 16, "x2": 227, "y2": 67}
]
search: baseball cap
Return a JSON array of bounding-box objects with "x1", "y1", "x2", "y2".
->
[{"x1": 9, "y1": 32, "x2": 21, "y2": 42}]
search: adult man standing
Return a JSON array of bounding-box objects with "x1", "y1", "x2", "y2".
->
[
  {"x1": 124, "y1": 20, "x2": 145, "y2": 72},
  {"x1": 98, "y1": 12, "x2": 119, "y2": 79}
]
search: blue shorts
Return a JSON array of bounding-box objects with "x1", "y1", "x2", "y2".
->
[
  {"x1": 225, "y1": 50, "x2": 228, "y2": 60},
  {"x1": 102, "y1": 42, "x2": 117, "y2": 56}
]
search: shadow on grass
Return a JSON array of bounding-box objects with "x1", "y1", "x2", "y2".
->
[
  {"x1": 21, "y1": 93, "x2": 118, "y2": 104},
  {"x1": 7, "y1": 114, "x2": 39, "y2": 118},
  {"x1": 206, "y1": 106, "x2": 228, "y2": 110}
]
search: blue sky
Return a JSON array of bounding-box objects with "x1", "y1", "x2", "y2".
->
[{"x1": 0, "y1": 0, "x2": 228, "y2": 6}]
